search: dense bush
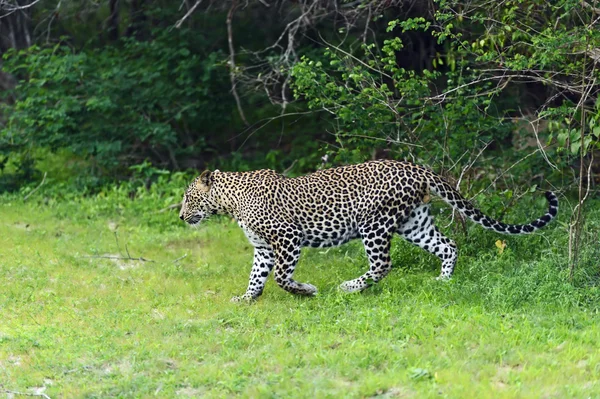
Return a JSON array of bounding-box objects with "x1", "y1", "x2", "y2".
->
[
  {"x1": 0, "y1": 29, "x2": 232, "y2": 190},
  {"x1": 0, "y1": 0, "x2": 598, "y2": 198},
  {"x1": 291, "y1": 0, "x2": 600, "y2": 191}
]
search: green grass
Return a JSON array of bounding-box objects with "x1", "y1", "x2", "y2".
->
[{"x1": 1, "y1": 193, "x2": 600, "y2": 398}]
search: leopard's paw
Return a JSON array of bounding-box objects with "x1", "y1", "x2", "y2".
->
[
  {"x1": 230, "y1": 294, "x2": 256, "y2": 303},
  {"x1": 339, "y1": 280, "x2": 367, "y2": 293}
]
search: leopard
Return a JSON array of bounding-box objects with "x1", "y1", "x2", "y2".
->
[{"x1": 179, "y1": 159, "x2": 558, "y2": 301}]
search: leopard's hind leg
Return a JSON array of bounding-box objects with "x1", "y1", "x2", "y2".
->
[{"x1": 398, "y1": 204, "x2": 458, "y2": 279}]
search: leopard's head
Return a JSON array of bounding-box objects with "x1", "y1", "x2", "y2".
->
[{"x1": 179, "y1": 170, "x2": 219, "y2": 226}]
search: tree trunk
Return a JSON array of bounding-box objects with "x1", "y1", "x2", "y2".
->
[
  {"x1": 108, "y1": 0, "x2": 120, "y2": 41},
  {"x1": 125, "y1": 0, "x2": 147, "y2": 40},
  {"x1": 0, "y1": 0, "x2": 33, "y2": 52}
]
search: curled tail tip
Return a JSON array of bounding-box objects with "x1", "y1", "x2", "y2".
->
[{"x1": 478, "y1": 190, "x2": 558, "y2": 235}]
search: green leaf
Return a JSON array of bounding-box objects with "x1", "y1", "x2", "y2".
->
[
  {"x1": 556, "y1": 131, "x2": 569, "y2": 146},
  {"x1": 529, "y1": 184, "x2": 538, "y2": 193}
]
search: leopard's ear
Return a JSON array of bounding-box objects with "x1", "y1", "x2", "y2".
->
[{"x1": 196, "y1": 170, "x2": 212, "y2": 192}]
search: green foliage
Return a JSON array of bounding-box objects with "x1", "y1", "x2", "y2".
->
[
  {"x1": 292, "y1": 40, "x2": 512, "y2": 170},
  {"x1": 291, "y1": 0, "x2": 600, "y2": 191},
  {"x1": 0, "y1": 29, "x2": 231, "y2": 190},
  {"x1": 2, "y1": 0, "x2": 599, "y2": 197}
]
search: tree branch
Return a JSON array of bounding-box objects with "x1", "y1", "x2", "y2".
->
[
  {"x1": 282, "y1": 159, "x2": 298, "y2": 176},
  {"x1": 227, "y1": 0, "x2": 249, "y2": 126},
  {"x1": 581, "y1": 0, "x2": 600, "y2": 14},
  {"x1": 0, "y1": 0, "x2": 42, "y2": 12},
  {"x1": 174, "y1": 0, "x2": 203, "y2": 29}
]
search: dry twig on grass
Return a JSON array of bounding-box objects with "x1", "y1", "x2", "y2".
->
[
  {"x1": 80, "y1": 254, "x2": 155, "y2": 263},
  {"x1": 172, "y1": 253, "x2": 188, "y2": 263},
  {"x1": 1, "y1": 386, "x2": 51, "y2": 399}
]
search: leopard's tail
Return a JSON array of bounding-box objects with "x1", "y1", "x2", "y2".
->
[{"x1": 428, "y1": 175, "x2": 558, "y2": 235}]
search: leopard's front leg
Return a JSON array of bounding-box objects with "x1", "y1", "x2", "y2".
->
[
  {"x1": 272, "y1": 240, "x2": 317, "y2": 296},
  {"x1": 231, "y1": 245, "x2": 274, "y2": 302}
]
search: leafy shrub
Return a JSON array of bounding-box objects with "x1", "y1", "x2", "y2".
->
[
  {"x1": 0, "y1": 29, "x2": 232, "y2": 191},
  {"x1": 291, "y1": 2, "x2": 600, "y2": 192}
]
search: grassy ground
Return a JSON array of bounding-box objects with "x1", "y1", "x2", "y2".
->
[{"x1": 1, "y1": 191, "x2": 600, "y2": 398}]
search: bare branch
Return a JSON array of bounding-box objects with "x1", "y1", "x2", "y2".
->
[
  {"x1": 227, "y1": 0, "x2": 249, "y2": 126},
  {"x1": 174, "y1": 0, "x2": 203, "y2": 29},
  {"x1": 513, "y1": 111, "x2": 558, "y2": 170},
  {"x1": 318, "y1": 33, "x2": 393, "y2": 79},
  {"x1": 427, "y1": 71, "x2": 591, "y2": 103},
  {"x1": 455, "y1": 142, "x2": 492, "y2": 192},
  {"x1": 45, "y1": 0, "x2": 62, "y2": 43},
  {"x1": 473, "y1": 149, "x2": 542, "y2": 199},
  {"x1": 569, "y1": 54, "x2": 596, "y2": 278},
  {"x1": 443, "y1": 142, "x2": 490, "y2": 230},
  {"x1": 282, "y1": 159, "x2": 298, "y2": 176},
  {"x1": 0, "y1": 0, "x2": 42, "y2": 12},
  {"x1": 581, "y1": 0, "x2": 600, "y2": 14},
  {"x1": 586, "y1": 47, "x2": 600, "y2": 63},
  {"x1": 83, "y1": 230, "x2": 156, "y2": 263}
]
